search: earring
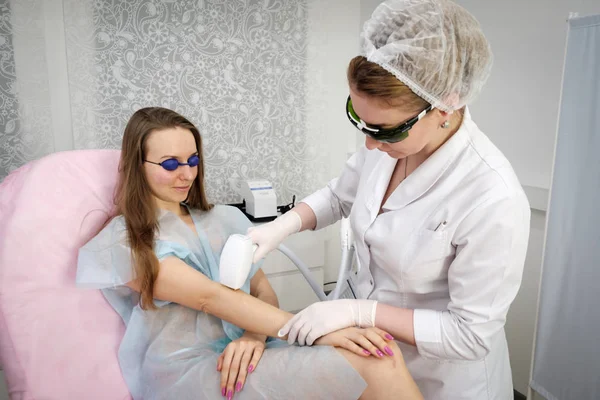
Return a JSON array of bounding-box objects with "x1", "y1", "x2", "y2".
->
[{"x1": 441, "y1": 120, "x2": 450, "y2": 129}]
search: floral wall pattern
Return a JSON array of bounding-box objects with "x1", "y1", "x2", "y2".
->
[
  {"x1": 2, "y1": 0, "x2": 329, "y2": 205},
  {"x1": 0, "y1": 0, "x2": 55, "y2": 178}
]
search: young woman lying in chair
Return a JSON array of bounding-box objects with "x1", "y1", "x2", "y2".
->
[{"x1": 77, "y1": 107, "x2": 423, "y2": 400}]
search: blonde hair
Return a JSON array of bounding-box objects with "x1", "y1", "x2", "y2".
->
[
  {"x1": 347, "y1": 56, "x2": 430, "y2": 112},
  {"x1": 347, "y1": 55, "x2": 465, "y2": 125}
]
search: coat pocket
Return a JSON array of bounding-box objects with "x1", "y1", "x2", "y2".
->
[{"x1": 401, "y1": 228, "x2": 452, "y2": 280}]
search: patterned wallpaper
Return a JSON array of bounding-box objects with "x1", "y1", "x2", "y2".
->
[{"x1": 1, "y1": 0, "x2": 329, "y2": 204}]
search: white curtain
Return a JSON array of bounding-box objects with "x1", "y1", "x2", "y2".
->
[
  {"x1": 0, "y1": 0, "x2": 359, "y2": 204},
  {"x1": 530, "y1": 13, "x2": 600, "y2": 400}
]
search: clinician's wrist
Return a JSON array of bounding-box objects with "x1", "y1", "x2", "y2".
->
[
  {"x1": 356, "y1": 299, "x2": 378, "y2": 328},
  {"x1": 276, "y1": 210, "x2": 302, "y2": 235}
]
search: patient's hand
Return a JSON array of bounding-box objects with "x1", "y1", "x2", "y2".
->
[
  {"x1": 217, "y1": 332, "x2": 266, "y2": 399},
  {"x1": 314, "y1": 327, "x2": 396, "y2": 359}
]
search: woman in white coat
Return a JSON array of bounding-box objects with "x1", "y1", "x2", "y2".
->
[{"x1": 248, "y1": 0, "x2": 531, "y2": 399}]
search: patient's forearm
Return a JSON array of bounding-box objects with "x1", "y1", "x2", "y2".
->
[
  {"x1": 244, "y1": 298, "x2": 278, "y2": 343},
  {"x1": 205, "y1": 285, "x2": 291, "y2": 338},
  {"x1": 145, "y1": 257, "x2": 291, "y2": 338},
  {"x1": 246, "y1": 270, "x2": 280, "y2": 341},
  {"x1": 250, "y1": 288, "x2": 279, "y2": 342}
]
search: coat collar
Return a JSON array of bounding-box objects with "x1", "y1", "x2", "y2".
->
[{"x1": 365, "y1": 108, "x2": 473, "y2": 219}]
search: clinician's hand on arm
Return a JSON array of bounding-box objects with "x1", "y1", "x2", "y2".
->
[
  {"x1": 279, "y1": 299, "x2": 416, "y2": 347},
  {"x1": 246, "y1": 203, "x2": 317, "y2": 263},
  {"x1": 279, "y1": 299, "x2": 380, "y2": 345}
]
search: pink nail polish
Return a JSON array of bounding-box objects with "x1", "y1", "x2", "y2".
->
[
  {"x1": 236, "y1": 382, "x2": 243, "y2": 392},
  {"x1": 385, "y1": 346, "x2": 394, "y2": 356},
  {"x1": 385, "y1": 334, "x2": 394, "y2": 340},
  {"x1": 227, "y1": 390, "x2": 233, "y2": 400},
  {"x1": 376, "y1": 350, "x2": 384, "y2": 357},
  {"x1": 221, "y1": 387, "x2": 226, "y2": 397},
  {"x1": 363, "y1": 349, "x2": 371, "y2": 355},
  {"x1": 248, "y1": 364, "x2": 254, "y2": 373}
]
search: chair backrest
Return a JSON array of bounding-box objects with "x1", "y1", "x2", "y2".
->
[{"x1": 0, "y1": 150, "x2": 131, "y2": 399}]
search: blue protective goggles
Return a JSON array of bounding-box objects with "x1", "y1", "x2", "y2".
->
[{"x1": 144, "y1": 154, "x2": 200, "y2": 171}]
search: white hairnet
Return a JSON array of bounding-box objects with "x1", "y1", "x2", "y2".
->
[{"x1": 361, "y1": 0, "x2": 493, "y2": 112}]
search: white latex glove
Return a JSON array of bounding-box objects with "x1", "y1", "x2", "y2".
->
[
  {"x1": 247, "y1": 211, "x2": 302, "y2": 263},
  {"x1": 278, "y1": 299, "x2": 378, "y2": 346}
]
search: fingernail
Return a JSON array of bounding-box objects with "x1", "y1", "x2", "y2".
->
[
  {"x1": 227, "y1": 390, "x2": 233, "y2": 400},
  {"x1": 363, "y1": 349, "x2": 371, "y2": 355},
  {"x1": 221, "y1": 388, "x2": 226, "y2": 396},
  {"x1": 248, "y1": 364, "x2": 254, "y2": 373},
  {"x1": 236, "y1": 382, "x2": 243, "y2": 392},
  {"x1": 385, "y1": 334, "x2": 394, "y2": 340},
  {"x1": 385, "y1": 346, "x2": 394, "y2": 356},
  {"x1": 376, "y1": 350, "x2": 384, "y2": 357},
  {"x1": 277, "y1": 329, "x2": 285, "y2": 337}
]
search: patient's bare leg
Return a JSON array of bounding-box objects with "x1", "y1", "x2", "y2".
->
[{"x1": 336, "y1": 340, "x2": 423, "y2": 400}]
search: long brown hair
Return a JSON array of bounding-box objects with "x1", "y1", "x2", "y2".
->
[{"x1": 115, "y1": 107, "x2": 212, "y2": 309}]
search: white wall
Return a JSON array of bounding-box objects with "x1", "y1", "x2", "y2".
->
[
  {"x1": 305, "y1": 0, "x2": 362, "y2": 284},
  {"x1": 455, "y1": 0, "x2": 600, "y2": 190},
  {"x1": 506, "y1": 209, "x2": 546, "y2": 394}
]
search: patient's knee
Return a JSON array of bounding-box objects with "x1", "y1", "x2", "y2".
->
[
  {"x1": 366, "y1": 341, "x2": 405, "y2": 375},
  {"x1": 336, "y1": 340, "x2": 406, "y2": 379},
  {"x1": 386, "y1": 340, "x2": 402, "y2": 360}
]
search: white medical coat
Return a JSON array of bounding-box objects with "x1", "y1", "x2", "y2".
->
[{"x1": 302, "y1": 109, "x2": 530, "y2": 400}]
